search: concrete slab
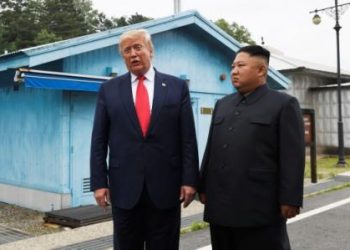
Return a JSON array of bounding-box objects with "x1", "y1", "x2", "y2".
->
[
  {"x1": 0, "y1": 225, "x2": 30, "y2": 245},
  {"x1": 0, "y1": 221, "x2": 112, "y2": 250},
  {"x1": 334, "y1": 171, "x2": 350, "y2": 182}
]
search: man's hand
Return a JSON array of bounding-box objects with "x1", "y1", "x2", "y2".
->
[
  {"x1": 280, "y1": 205, "x2": 300, "y2": 219},
  {"x1": 179, "y1": 185, "x2": 196, "y2": 208},
  {"x1": 199, "y1": 193, "x2": 207, "y2": 204},
  {"x1": 94, "y1": 188, "x2": 110, "y2": 208}
]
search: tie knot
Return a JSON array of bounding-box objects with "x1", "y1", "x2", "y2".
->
[{"x1": 138, "y1": 75, "x2": 145, "y2": 81}]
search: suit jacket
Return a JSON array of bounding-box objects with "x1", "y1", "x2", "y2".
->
[
  {"x1": 90, "y1": 69, "x2": 199, "y2": 209},
  {"x1": 200, "y1": 84, "x2": 305, "y2": 227}
]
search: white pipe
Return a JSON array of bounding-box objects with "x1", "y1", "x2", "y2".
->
[{"x1": 174, "y1": 0, "x2": 181, "y2": 14}]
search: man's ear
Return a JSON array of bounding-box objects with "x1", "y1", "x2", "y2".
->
[{"x1": 257, "y1": 64, "x2": 267, "y2": 77}]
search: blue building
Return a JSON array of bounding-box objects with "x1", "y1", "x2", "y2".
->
[{"x1": 0, "y1": 11, "x2": 289, "y2": 211}]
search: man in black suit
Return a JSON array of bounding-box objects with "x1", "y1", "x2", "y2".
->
[
  {"x1": 90, "y1": 29, "x2": 199, "y2": 250},
  {"x1": 199, "y1": 45, "x2": 305, "y2": 250}
]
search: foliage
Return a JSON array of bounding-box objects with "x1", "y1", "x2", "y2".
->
[
  {"x1": 215, "y1": 18, "x2": 256, "y2": 45},
  {"x1": 304, "y1": 155, "x2": 350, "y2": 180},
  {"x1": 0, "y1": 0, "x2": 153, "y2": 53},
  {"x1": 111, "y1": 12, "x2": 152, "y2": 28},
  {"x1": 112, "y1": 16, "x2": 128, "y2": 28},
  {"x1": 0, "y1": 0, "x2": 42, "y2": 53},
  {"x1": 41, "y1": 0, "x2": 92, "y2": 39},
  {"x1": 127, "y1": 12, "x2": 152, "y2": 25},
  {"x1": 180, "y1": 221, "x2": 209, "y2": 234},
  {"x1": 33, "y1": 29, "x2": 61, "y2": 45}
]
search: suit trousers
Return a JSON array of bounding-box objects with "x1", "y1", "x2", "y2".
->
[
  {"x1": 209, "y1": 222, "x2": 291, "y2": 250},
  {"x1": 112, "y1": 186, "x2": 180, "y2": 250}
]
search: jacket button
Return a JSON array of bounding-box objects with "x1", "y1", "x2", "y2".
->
[
  {"x1": 234, "y1": 111, "x2": 240, "y2": 116},
  {"x1": 222, "y1": 143, "x2": 228, "y2": 149}
]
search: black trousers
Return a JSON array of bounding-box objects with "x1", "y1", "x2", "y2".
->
[
  {"x1": 210, "y1": 222, "x2": 291, "y2": 250},
  {"x1": 112, "y1": 187, "x2": 180, "y2": 250}
]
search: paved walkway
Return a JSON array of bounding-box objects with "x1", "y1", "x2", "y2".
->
[
  {"x1": 1, "y1": 172, "x2": 349, "y2": 250},
  {"x1": 0, "y1": 200, "x2": 204, "y2": 250},
  {"x1": 0, "y1": 225, "x2": 30, "y2": 245}
]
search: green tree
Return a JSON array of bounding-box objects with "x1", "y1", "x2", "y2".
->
[
  {"x1": 0, "y1": 0, "x2": 153, "y2": 53},
  {"x1": 112, "y1": 16, "x2": 128, "y2": 28},
  {"x1": 111, "y1": 13, "x2": 152, "y2": 28},
  {"x1": 127, "y1": 12, "x2": 152, "y2": 25},
  {"x1": 92, "y1": 12, "x2": 115, "y2": 31},
  {"x1": 73, "y1": 0, "x2": 114, "y2": 32},
  {"x1": 215, "y1": 18, "x2": 256, "y2": 45},
  {"x1": 0, "y1": 0, "x2": 42, "y2": 53},
  {"x1": 41, "y1": 0, "x2": 91, "y2": 40},
  {"x1": 34, "y1": 29, "x2": 61, "y2": 44}
]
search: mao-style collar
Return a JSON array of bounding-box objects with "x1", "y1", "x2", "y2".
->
[{"x1": 242, "y1": 84, "x2": 269, "y2": 105}]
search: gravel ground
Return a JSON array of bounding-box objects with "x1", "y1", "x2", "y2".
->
[{"x1": 0, "y1": 202, "x2": 63, "y2": 236}]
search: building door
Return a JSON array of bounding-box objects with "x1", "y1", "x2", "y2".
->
[{"x1": 69, "y1": 92, "x2": 96, "y2": 206}]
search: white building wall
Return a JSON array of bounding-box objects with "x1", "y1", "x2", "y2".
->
[
  {"x1": 313, "y1": 89, "x2": 350, "y2": 149},
  {"x1": 280, "y1": 71, "x2": 350, "y2": 152}
]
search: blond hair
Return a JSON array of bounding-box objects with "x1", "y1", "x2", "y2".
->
[{"x1": 119, "y1": 29, "x2": 154, "y2": 54}]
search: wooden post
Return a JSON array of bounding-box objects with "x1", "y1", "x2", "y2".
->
[{"x1": 303, "y1": 109, "x2": 317, "y2": 183}]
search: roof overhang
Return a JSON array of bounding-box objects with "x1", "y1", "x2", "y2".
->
[
  {"x1": 279, "y1": 67, "x2": 350, "y2": 82},
  {"x1": 15, "y1": 69, "x2": 110, "y2": 92},
  {"x1": 309, "y1": 82, "x2": 350, "y2": 91}
]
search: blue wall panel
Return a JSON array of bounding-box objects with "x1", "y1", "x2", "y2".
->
[
  {"x1": 63, "y1": 45, "x2": 126, "y2": 77},
  {"x1": 0, "y1": 86, "x2": 70, "y2": 193},
  {"x1": 63, "y1": 27, "x2": 235, "y2": 96},
  {"x1": 152, "y1": 27, "x2": 235, "y2": 94},
  {"x1": 191, "y1": 92, "x2": 226, "y2": 162},
  {"x1": 68, "y1": 92, "x2": 97, "y2": 206}
]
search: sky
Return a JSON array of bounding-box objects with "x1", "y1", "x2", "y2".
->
[{"x1": 91, "y1": 0, "x2": 350, "y2": 70}]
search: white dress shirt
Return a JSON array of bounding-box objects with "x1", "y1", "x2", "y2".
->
[{"x1": 131, "y1": 66, "x2": 155, "y2": 111}]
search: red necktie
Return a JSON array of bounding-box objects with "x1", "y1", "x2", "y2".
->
[{"x1": 135, "y1": 75, "x2": 150, "y2": 137}]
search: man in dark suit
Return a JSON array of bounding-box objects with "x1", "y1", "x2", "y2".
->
[
  {"x1": 199, "y1": 45, "x2": 305, "y2": 250},
  {"x1": 90, "y1": 29, "x2": 199, "y2": 250}
]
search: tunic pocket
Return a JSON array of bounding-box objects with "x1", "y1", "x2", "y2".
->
[
  {"x1": 249, "y1": 116, "x2": 271, "y2": 125},
  {"x1": 248, "y1": 168, "x2": 276, "y2": 182}
]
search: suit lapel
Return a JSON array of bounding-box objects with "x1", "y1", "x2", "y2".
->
[
  {"x1": 120, "y1": 73, "x2": 142, "y2": 135},
  {"x1": 148, "y1": 71, "x2": 168, "y2": 135}
]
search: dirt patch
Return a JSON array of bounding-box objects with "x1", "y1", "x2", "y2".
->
[{"x1": 0, "y1": 202, "x2": 63, "y2": 236}]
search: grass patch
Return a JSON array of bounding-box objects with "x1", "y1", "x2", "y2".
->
[
  {"x1": 304, "y1": 182, "x2": 350, "y2": 198},
  {"x1": 304, "y1": 155, "x2": 350, "y2": 180},
  {"x1": 181, "y1": 221, "x2": 209, "y2": 234}
]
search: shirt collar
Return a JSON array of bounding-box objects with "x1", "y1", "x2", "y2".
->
[{"x1": 130, "y1": 65, "x2": 155, "y2": 83}]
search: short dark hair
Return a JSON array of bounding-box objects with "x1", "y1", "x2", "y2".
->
[{"x1": 236, "y1": 45, "x2": 270, "y2": 64}]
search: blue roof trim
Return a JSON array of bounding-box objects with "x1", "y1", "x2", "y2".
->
[
  {"x1": 0, "y1": 52, "x2": 28, "y2": 71},
  {"x1": 23, "y1": 72, "x2": 107, "y2": 92},
  {"x1": 268, "y1": 67, "x2": 291, "y2": 88}
]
